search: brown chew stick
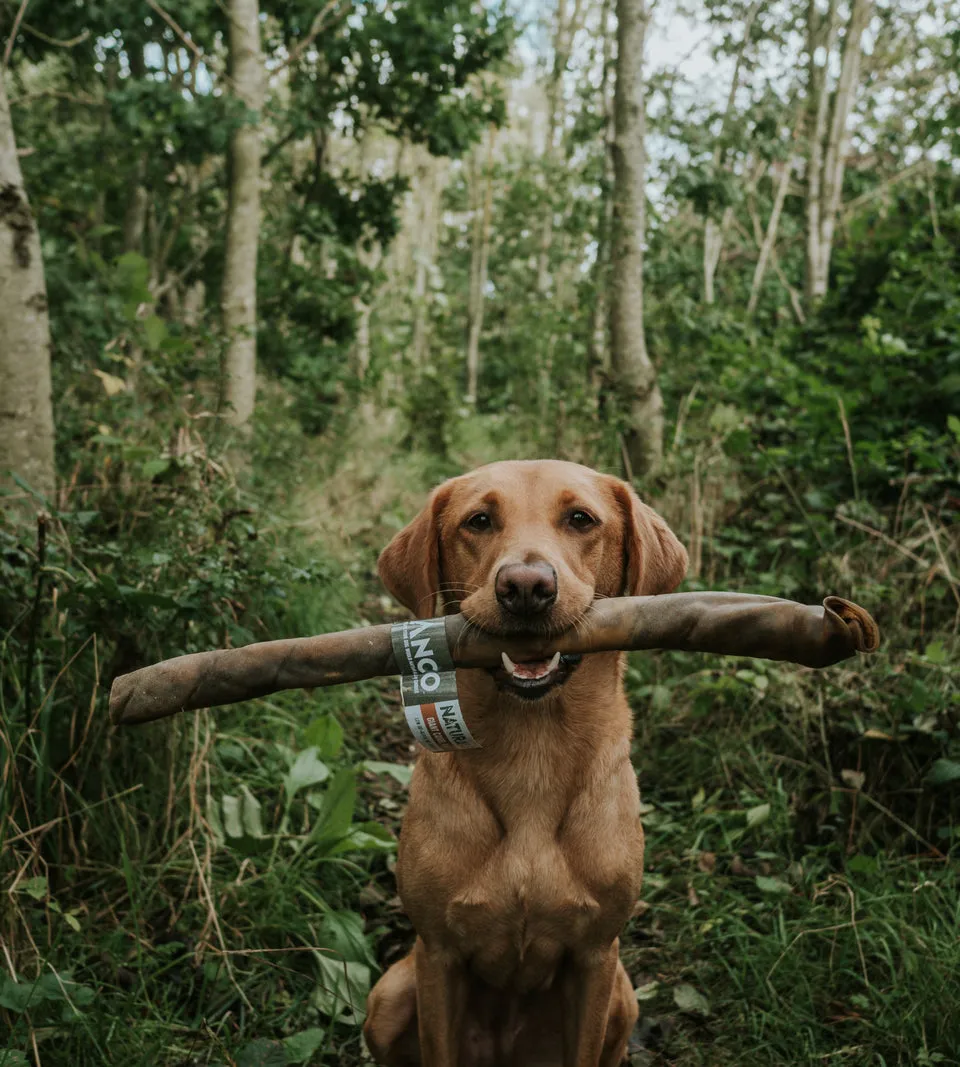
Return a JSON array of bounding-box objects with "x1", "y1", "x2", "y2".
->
[{"x1": 110, "y1": 593, "x2": 879, "y2": 726}]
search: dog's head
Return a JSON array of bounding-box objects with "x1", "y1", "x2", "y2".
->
[{"x1": 378, "y1": 460, "x2": 687, "y2": 698}]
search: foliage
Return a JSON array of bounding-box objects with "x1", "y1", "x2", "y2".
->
[{"x1": 2, "y1": 0, "x2": 960, "y2": 1062}]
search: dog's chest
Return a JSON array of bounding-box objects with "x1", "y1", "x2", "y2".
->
[
  {"x1": 449, "y1": 832, "x2": 639, "y2": 990},
  {"x1": 402, "y1": 752, "x2": 645, "y2": 992}
]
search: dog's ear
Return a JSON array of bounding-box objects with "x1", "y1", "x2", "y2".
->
[
  {"x1": 378, "y1": 485, "x2": 452, "y2": 618},
  {"x1": 609, "y1": 479, "x2": 688, "y2": 596}
]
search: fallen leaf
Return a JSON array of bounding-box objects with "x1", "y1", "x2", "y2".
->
[{"x1": 673, "y1": 983, "x2": 710, "y2": 1016}]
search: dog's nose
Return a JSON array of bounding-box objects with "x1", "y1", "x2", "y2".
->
[{"x1": 495, "y1": 562, "x2": 558, "y2": 617}]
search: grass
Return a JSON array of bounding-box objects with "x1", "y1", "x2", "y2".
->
[{"x1": 2, "y1": 411, "x2": 959, "y2": 1066}]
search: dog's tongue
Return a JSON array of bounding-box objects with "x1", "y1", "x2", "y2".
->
[
  {"x1": 501, "y1": 651, "x2": 561, "y2": 680},
  {"x1": 514, "y1": 659, "x2": 552, "y2": 680}
]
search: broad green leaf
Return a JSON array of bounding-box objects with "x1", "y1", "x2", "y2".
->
[
  {"x1": 755, "y1": 875, "x2": 793, "y2": 895},
  {"x1": 673, "y1": 983, "x2": 710, "y2": 1015},
  {"x1": 18, "y1": 876, "x2": 48, "y2": 900},
  {"x1": 311, "y1": 952, "x2": 370, "y2": 1024},
  {"x1": 319, "y1": 910, "x2": 376, "y2": 968},
  {"x1": 142, "y1": 458, "x2": 171, "y2": 479},
  {"x1": 284, "y1": 747, "x2": 330, "y2": 800},
  {"x1": 925, "y1": 759, "x2": 960, "y2": 786},
  {"x1": 362, "y1": 760, "x2": 413, "y2": 786},
  {"x1": 0, "y1": 1051, "x2": 30, "y2": 1066},
  {"x1": 304, "y1": 715, "x2": 344, "y2": 760},
  {"x1": 142, "y1": 315, "x2": 166, "y2": 351},
  {"x1": 236, "y1": 1039, "x2": 285, "y2": 1067},
  {"x1": 283, "y1": 1028, "x2": 326, "y2": 1063},
  {"x1": 312, "y1": 768, "x2": 356, "y2": 843},
  {"x1": 746, "y1": 803, "x2": 770, "y2": 828},
  {"x1": 923, "y1": 641, "x2": 948, "y2": 665},
  {"x1": 218, "y1": 790, "x2": 270, "y2": 856},
  {"x1": 635, "y1": 979, "x2": 660, "y2": 1002}
]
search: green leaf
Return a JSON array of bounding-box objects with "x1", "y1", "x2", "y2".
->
[
  {"x1": 755, "y1": 875, "x2": 793, "y2": 895},
  {"x1": 635, "y1": 979, "x2": 660, "y2": 1002},
  {"x1": 319, "y1": 910, "x2": 376, "y2": 968},
  {"x1": 312, "y1": 768, "x2": 356, "y2": 844},
  {"x1": 923, "y1": 641, "x2": 948, "y2": 665},
  {"x1": 847, "y1": 853, "x2": 878, "y2": 875},
  {"x1": 311, "y1": 953, "x2": 370, "y2": 1024},
  {"x1": 362, "y1": 760, "x2": 413, "y2": 786},
  {"x1": 284, "y1": 747, "x2": 330, "y2": 800},
  {"x1": 0, "y1": 1051, "x2": 30, "y2": 1066},
  {"x1": 218, "y1": 789, "x2": 270, "y2": 855},
  {"x1": 673, "y1": 983, "x2": 710, "y2": 1016},
  {"x1": 925, "y1": 759, "x2": 960, "y2": 786},
  {"x1": 746, "y1": 803, "x2": 771, "y2": 828},
  {"x1": 283, "y1": 1028, "x2": 326, "y2": 1063},
  {"x1": 304, "y1": 715, "x2": 344, "y2": 760},
  {"x1": 236, "y1": 1039, "x2": 286, "y2": 1067},
  {"x1": 142, "y1": 458, "x2": 171, "y2": 479},
  {"x1": 142, "y1": 315, "x2": 166, "y2": 351},
  {"x1": 18, "y1": 876, "x2": 48, "y2": 900}
]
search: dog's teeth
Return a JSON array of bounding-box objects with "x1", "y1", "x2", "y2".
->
[
  {"x1": 502, "y1": 652, "x2": 518, "y2": 676},
  {"x1": 546, "y1": 651, "x2": 561, "y2": 674}
]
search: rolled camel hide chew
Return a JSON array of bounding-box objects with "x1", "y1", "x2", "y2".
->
[{"x1": 110, "y1": 592, "x2": 879, "y2": 727}]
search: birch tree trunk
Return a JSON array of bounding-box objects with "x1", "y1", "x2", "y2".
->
[
  {"x1": 587, "y1": 0, "x2": 615, "y2": 391},
  {"x1": 702, "y1": 0, "x2": 763, "y2": 304},
  {"x1": 536, "y1": 0, "x2": 586, "y2": 294},
  {"x1": 804, "y1": 0, "x2": 870, "y2": 303},
  {"x1": 609, "y1": 0, "x2": 662, "y2": 478},
  {"x1": 0, "y1": 70, "x2": 56, "y2": 503},
  {"x1": 410, "y1": 155, "x2": 445, "y2": 367},
  {"x1": 221, "y1": 0, "x2": 264, "y2": 427},
  {"x1": 465, "y1": 126, "x2": 496, "y2": 403},
  {"x1": 747, "y1": 154, "x2": 794, "y2": 316}
]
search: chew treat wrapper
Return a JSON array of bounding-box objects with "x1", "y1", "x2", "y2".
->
[{"x1": 391, "y1": 618, "x2": 479, "y2": 751}]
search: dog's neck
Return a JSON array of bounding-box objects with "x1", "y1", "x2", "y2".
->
[{"x1": 440, "y1": 653, "x2": 634, "y2": 832}]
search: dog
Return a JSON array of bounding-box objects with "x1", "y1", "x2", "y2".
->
[{"x1": 364, "y1": 460, "x2": 688, "y2": 1066}]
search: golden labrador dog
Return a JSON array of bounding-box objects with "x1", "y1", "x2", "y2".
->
[{"x1": 364, "y1": 460, "x2": 688, "y2": 1067}]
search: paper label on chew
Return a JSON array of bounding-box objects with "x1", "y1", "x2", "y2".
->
[{"x1": 392, "y1": 620, "x2": 479, "y2": 751}]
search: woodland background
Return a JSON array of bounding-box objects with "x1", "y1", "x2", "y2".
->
[{"x1": 1, "y1": 0, "x2": 959, "y2": 1063}]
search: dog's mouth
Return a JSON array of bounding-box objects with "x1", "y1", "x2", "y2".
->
[{"x1": 489, "y1": 651, "x2": 583, "y2": 700}]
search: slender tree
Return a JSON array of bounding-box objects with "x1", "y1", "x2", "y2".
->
[
  {"x1": 804, "y1": 0, "x2": 872, "y2": 302},
  {"x1": 609, "y1": 0, "x2": 662, "y2": 477},
  {"x1": 221, "y1": 0, "x2": 264, "y2": 427},
  {"x1": 536, "y1": 0, "x2": 586, "y2": 294},
  {"x1": 465, "y1": 126, "x2": 496, "y2": 403},
  {"x1": 0, "y1": 70, "x2": 55, "y2": 503},
  {"x1": 702, "y1": 0, "x2": 764, "y2": 304},
  {"x1": 587, "y1": 0, "x2": 615, "y2": 389}
]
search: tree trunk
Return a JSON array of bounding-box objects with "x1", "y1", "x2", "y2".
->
[
  {"x1": 220, "y1": 0, "x2": 263, "y2": 428},
  {"x1": 702, "y1": 0, "x2": 763, "y2": 304},
  {"x1": 124, "y1": 47, "x2": 149, "y2": 255},
  {"x1": 536, "y1": 0, "x2": 586, "y2": 294},
  {"x1": 587, "y1": 0, "x2": 615, "y2": 392},
  {"x1": 804, "y1": 0, "x2": 870, "y2": 303},
  {"x1": 0, "y1": 70, "x2": 56, "y2": 504},
  {"x1": 466, "y1": 126, "x2": 496, "y2": 403},
  {"x1": 747, "y1": 155, "x2": 794, "y2": 316},
  {"x1": 813, "y1": 0, "x2": 871, "y2": 300},
  {"x1": 609, "y1": 0, "x2": 662, "y2": 478}
]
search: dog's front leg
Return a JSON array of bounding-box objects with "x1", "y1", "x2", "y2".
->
[
  {"x1": 415, "y1": 936, "x2": 468, "y2": 1067},
  {"x1": 561, "y1": 942, "x2": 620, "y2": 1067}
]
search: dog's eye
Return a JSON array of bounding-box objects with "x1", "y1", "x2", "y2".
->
[
  {"x1": 465, "y1": 512, "x2": 492, "y2": 532},
  {"x1": 569, "y1": 509, "x2": 597, "y2": 530}
]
